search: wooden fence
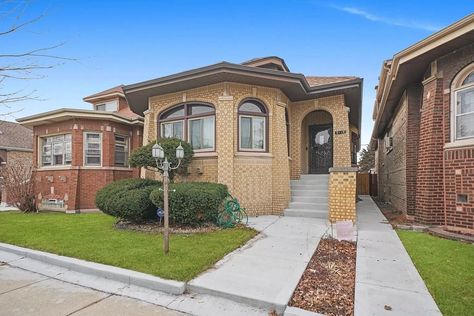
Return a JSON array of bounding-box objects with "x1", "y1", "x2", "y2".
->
[{"x1": 357, "y1": 172, "x2": 377, "y2": 196}]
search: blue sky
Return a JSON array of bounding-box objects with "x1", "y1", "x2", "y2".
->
[{"x1": 2, "y1": 0, "x2": 473, "y2": 146}]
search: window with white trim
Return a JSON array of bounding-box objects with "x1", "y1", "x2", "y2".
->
[
  {"x1": 41, "y1": 134, "x2": 72, "y2": 167},
  {"x1": 238, "y1": 100, "x2": 267, "y2": 151},
  {"x1": 95, "y1": 100, "x2": 118, "y2": 112},
  {"x1": 84, "y1": 132, "x2": 102, "y2": 166},
  {"x1": 158, "y1": 103, "x2": 215, "y2": 151},
  {"x1": 114, "y1": 135, "x2": 129, "y2": 166},
  {"x1": 453, "y1": 66, "x2": 474, "y2": 140}
]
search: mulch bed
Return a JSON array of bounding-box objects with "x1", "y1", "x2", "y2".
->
[
  {"x1": 289, "y1": 238, "x2": 357, "y2": 316},
  {"x1": 115, "y1": 220, "x2": 221, "y2": 234}
]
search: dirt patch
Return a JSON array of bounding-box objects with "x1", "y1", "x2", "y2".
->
[
  {"x1": 289, "y1": 238, "x2": 356, "y2": 316},
  {"x1": 373, "y1": 199, "x2": 413, "y2": 226},
  {"x1": 115, "y1": 220, "x2": 221, "y2": 234}
]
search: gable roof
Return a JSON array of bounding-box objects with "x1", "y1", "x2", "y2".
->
[
  {"x1": 0, "y1": 120, "x2": 33, "y2": 151},
  {"x1": 83, "y1": 85, "x2": 125, "y2": 102}
]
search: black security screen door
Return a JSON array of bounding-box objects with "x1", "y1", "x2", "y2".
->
[{"x1": 309, "y1": 124, "x2": 333, "y2": 174}]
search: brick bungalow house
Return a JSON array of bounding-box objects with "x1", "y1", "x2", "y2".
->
[
  {"x1": 123, "y1": 56, "x2": 362, "y2": 221},
  {"x1": 0, "y1": 120, "x2": 33, "y2": 206},
  {"x1": 17, "y1": 56, "x2": 362, "y2": 221},
  {"x1": 17, "y1": 86, "x2": 143, "y2": 212},
  {"x1": 371, "y1": 14, "x2": 474, "y2": 233}
]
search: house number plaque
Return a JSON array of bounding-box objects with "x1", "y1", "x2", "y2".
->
[{"x1": 335, "y1": 130, "x2": 347, "y2": 135}]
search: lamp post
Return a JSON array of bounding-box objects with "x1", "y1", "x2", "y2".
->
[{"x1": 152, "y1": 142, "x2": 184, "y2": 254}]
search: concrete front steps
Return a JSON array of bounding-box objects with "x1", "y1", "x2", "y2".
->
[{"x1": 284, "y1": 174, "x2": 329, "y2": 219}]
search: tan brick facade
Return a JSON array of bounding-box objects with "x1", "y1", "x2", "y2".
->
[
  {"x1": 328, "y1": 169, "x2": 357, "y2": 222},
  {"x1": 144, "y1": 82, "x2": 356, "y2": 218}
]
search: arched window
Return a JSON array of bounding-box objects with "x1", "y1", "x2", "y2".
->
[
  {"x1": 238, "y1": 100, "x2": 268, "y2": 151},
  {"x1": 452, "y1": 64, "x2": 474, "y2": 141},
  {"x1": 159, "y1": 103, "x2": 215, "y2": 151}
]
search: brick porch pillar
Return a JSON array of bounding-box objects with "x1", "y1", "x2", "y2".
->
[{"x1": 216, "y1": 94, "x2": 234, "y2": 192}]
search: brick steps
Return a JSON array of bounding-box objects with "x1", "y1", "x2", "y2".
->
[{"x1": 285, "y1": 174, "x2": 329, "y2": 219}]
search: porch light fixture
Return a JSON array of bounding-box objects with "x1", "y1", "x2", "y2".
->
[{"x1": 152, "y1": 141, "x2": 183, "y2": 255}]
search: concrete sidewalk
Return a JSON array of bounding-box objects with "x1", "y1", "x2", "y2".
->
[
  {"x1": 0, "y1": 250, "x2": 268, "y2": 316},
  {"x1": 0, "y1": 264, "x2": 184, "y2": 316},
  {"x1": 188, "y1": 216, "x2": 329, "y2": 314},
  {"x1": 355, "y1": 196, "x2": 442, "y2": 316}
]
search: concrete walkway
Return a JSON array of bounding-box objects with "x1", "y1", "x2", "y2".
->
[
  {"x1": 188, "y1": 215, "x2": 329, "y2": 314},
  {"x1": 355, "y1": 196, "x2": 442, "y2": 316}
]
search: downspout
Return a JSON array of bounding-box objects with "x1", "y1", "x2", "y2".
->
[{"x1": 442, "y1": 83, "x2": 447, "y2": 229}]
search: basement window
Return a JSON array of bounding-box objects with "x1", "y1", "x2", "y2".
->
[{"x1": 457, "y1": 194, "x2": 468, "y2": 204}]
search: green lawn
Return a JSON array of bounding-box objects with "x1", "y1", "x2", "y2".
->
[
  {"x1": 397, "y1": 230, "x2": 474, "y2": 316},
  {"x1": 0, "y1": 212, "x2": 256, "y2": 281}
]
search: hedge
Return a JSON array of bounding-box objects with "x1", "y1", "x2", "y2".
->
[
  {"x1": 149, "y1": 182, "x2": 228, "y2": 226},
  {"x1": 95, "y1": 178, "x2": 162, "y2": 222}
]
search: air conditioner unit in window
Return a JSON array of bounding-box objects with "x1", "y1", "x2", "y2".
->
[{"x1": 385, "y1": 136, "x2": 393, "y2": 149}]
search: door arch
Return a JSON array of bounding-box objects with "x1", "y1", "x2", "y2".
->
[{"x1": 301, "y1": 110, "x2": 333, "y2": 174}]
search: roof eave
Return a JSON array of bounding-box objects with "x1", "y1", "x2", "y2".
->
[
  {"x1": 372, "y1": 13, "x2": 474, "y2": 139},
  {"x1": 17, "y1": 109, "x2": 144, "y2": 128}
]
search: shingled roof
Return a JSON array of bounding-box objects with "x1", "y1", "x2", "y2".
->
[
  {"x1": 83, "y1": 85, "x2": 125, "y2": 101},
  {"x1": 0, "y1": 120, "x2": 33, "y2": 151},
  {"x1": 305, "y1": 76, "x2": 359, "y2": 87}
]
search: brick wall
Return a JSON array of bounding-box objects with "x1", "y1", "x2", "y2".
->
[
  {"x1": 289, "y1": 95, "x2": 351, "y2": 179},
  {"x1": 415, "y1": 76, "x2": 445, "y2": 224},
  {"x1": 378, "y1": 93, "x2": 408, "y2": 213},
  {"x1": 436, "y1": 43, "x2": 474, "y2": 230},
  {"x1": 32, "y1": 119, "x2": 142, "y2": 211},
  {"x1": 405, "y1": 85, "x2": 422, "y2": 215},
  {"x1": 378, "y1": 42, "x2": 474, "y2": 230},
  {"x1": 143, "y1": 82, "x2": 354, "y2": 217},
  {"x1": 143, "y1": 82, "x2": 292, "y2": 215}
]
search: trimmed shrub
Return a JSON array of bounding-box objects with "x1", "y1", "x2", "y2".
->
[
  {"x1": 95, "y1": 178, "x2": 162, "y2": 222},
  {"x1": 128, "y1": 138, "x2": 194, "y2": 181},
  {"x1": 149, "y1": 182, "x2": 228, "y2": 226}
]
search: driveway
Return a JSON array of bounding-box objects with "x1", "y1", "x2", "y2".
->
[{"x1": 0, "y1": 264, "x2": 184, "y2": 316}]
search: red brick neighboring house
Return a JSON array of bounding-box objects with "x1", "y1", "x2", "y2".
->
[
  {"x1": 372, "y1": 14, "x2": 474, "y2": 233},
  {"x1": 0, "y1": 120, "x2": 33, "y2": 206},
  {"x1": 17, "y1": 86, "x2": 143, "y2": 212}
]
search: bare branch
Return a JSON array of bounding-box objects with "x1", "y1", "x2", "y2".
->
[
  {"x1": 0, "y1": 43, "x2": 77, "y2": 61},
  {"x1": 0, "y1": 12, "x2": 43, "y2": 36}
]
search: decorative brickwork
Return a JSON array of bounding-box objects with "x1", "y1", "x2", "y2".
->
[
  {"x1": 289, "y1": 95, "x2": 351, "y2": 180},
  {"x1": 143, "y1": 82, "x2": 354, "y2": 216}
]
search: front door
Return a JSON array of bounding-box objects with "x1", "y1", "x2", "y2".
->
[{"x1": 309, "y1": 124, "x2": 333, "y2": 174}]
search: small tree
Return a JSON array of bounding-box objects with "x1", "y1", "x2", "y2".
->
[
  {"x1": 129, "y1": 138, "x2": 194, "y2": 180},
  {"x1": 0, "y1": 161, "x2": 36, "y2": 212},
  {"x1": 358, "y1": 146, "x2": 375, "y2": 172}
]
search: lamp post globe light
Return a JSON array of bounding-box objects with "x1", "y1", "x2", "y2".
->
[{"x1": 152, "y1": 141, "x2": 183, "y2": 254}]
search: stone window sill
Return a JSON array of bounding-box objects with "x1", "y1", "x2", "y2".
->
[
  {"x1": 444, "y1": 138, "x2": 474, "y2": 149},
  {"x1": 194, "y1": 152, "x2": 218, "y2": 158},
  {"x1": 235, "y1": 152, "x2": 273, "y2": 158}
]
